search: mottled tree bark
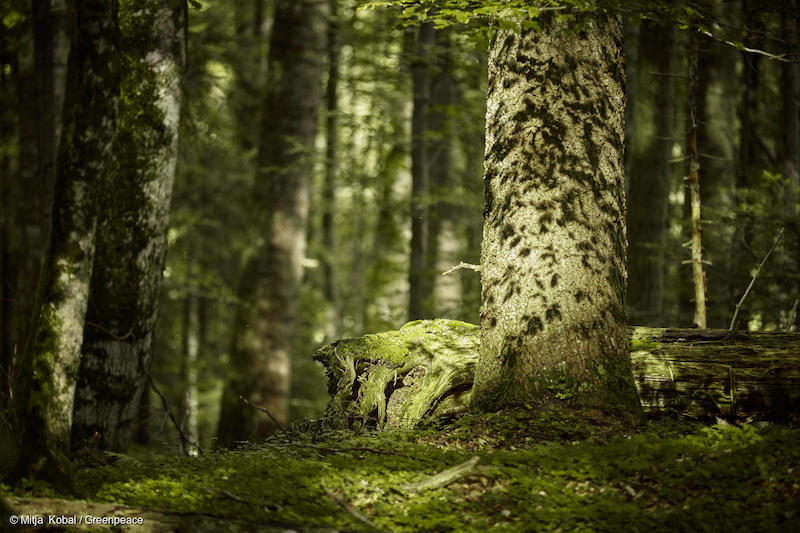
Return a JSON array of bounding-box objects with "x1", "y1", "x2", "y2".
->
[
  {"x1": 71, "y1": 0, "x2": 185, "y2": 454},
  {"x1": 218, "y1": 0, "x2": 327, "y2": 446},
  {"x1": 471, "y1": 16, "x2": 642, "y2": 419},
  {"x1": 626, "y1": 23, "x2": 674, "y2": 326},
  {"x1": 408, "y1": 23, "x2": 435, "y2": 320},
  {"x1": 15, "y1": 0, "x2": 120, "y2": 479}
]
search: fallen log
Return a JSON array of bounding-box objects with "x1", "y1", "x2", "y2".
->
[{"x1": 313, "y1": 320, "x2": 800, "y2": 428}]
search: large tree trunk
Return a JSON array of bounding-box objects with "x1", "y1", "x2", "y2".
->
[
  {"x1": 314, "y1": 320, "x2": 800, "y2": 428},
  {"x1": 69, "y1": 0, "x2": 185, "y2": 454},
  {"x1": 14, "y1": 0, "x2": 121, "y2": 480},
  {"x1": 471, "y1": 16, "x2": 642, "y2": 419},
  {"x1": 217, "y1": 0, "x2": 327, "y2": 446}
]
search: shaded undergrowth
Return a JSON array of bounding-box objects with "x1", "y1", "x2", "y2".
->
[{"x1": 2, "y1": 411, "x2": 799, "y2": 532}]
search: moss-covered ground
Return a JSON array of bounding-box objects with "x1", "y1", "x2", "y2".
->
[{"x1": 2, "y1": 410, "x2": 799, "y2": 532}]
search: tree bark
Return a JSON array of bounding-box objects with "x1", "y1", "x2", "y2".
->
[
  {"x1": 68, "y1": 0, "x2": 185, "y2": 455},
  {"x1": 314, "y1": 320, "x2": 800, "y2": 428},
  {"x1": 408, "y1": 22, "x2": 435, "y2": 321},
  {"x1": 217, "y1": 0, "x2": 327, "y2": 446},
  {"x1": 15, "y1": 0, "x2": 121, "y2": 479},
  {"x1": 471, "y1": 16, "x2": 642, "y2": 419}
]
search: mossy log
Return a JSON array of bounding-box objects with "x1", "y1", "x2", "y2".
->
[{"x1": 313, "y1": 320, "x2": 800, "y2": 427}]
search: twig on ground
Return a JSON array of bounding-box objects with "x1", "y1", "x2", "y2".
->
[
  {"x1": 322, "y1": 485, "x2": 390, "y2": 533},
  {"x1": 143, "y1": 366, "x2": 205, "y2": 456},
  {"x1": 729, "y1": 228, "x2": 784, "y2": 331},
  {"x1": 400, "y1": 456, "x2": 488, "y2": 493},
  {"x1": 441, "y1": 262, "x2": 480, "y2": 276},
  {"x1": 219, "y1": 489, "x2": 251, "y2": 505},
  {"x1": 239, "y1": 395, "x2": 285, "y2": 430},
  {"x1": 267, "y1": 442, "x2": 408, "y2": 457}
]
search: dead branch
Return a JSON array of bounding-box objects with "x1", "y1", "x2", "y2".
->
[
  {"x1": 239, "y1": 395, "x2": 285, "y2": 430},
  {"x1": 729, "y1": 228, "x2": 784, "y2": 331},
  {"x1": 441, "y1": 262, "x2": 480, "y2": 276},
  {"x1": 400, "y1": 456, "x2": 486, "y2": 493}
]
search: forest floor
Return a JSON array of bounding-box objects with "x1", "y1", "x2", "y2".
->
[{"x1": 2, "y1": 409, "x2": 799, "y2": 533}]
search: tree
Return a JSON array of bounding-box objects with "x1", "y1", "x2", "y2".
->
[
  {"x1": 14, "y1": 0, "x2": 120, "y2": 478},
  {"x1": 218, "y1": 0, "x2": 328, "y2": 445},
  {"x1": 321, "y1": 0, "x2": 341, "y2": 338},
  {"x1": 470, "y1": 15, "x2": 642, "y2": 419},
  {"x1": 70, "y1": 0, "x2": 185, "y2": 454},
  {"x1": 408, "y1": 22, "x2": 435, "y2": 320},
  {"x1": 626, "y1": 22, "x2": 675, "y2": 326}
]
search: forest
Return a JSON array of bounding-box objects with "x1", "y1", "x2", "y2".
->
[{"x1": 0, "y1": 0, "x2": 799, "y2": 531}]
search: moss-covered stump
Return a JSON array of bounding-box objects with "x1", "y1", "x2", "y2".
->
[
  {"x1": 313, "y1": 320, "x2": 479, "y2": 428},
  {"x1": 314, "y1": 320, "x2": 800, "y2": 426}
]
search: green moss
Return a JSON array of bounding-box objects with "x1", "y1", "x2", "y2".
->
[
  {"x1": 631, "y1": 338, "x2": 663, "y2": 352},
  {"x1": 8, "y1": 419, "x2": 799, "y2": 532}
]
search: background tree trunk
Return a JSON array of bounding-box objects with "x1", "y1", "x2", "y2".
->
[
  {"x1": 627, "y1": 23, "x2": 675, "y2": 326},
  {"x1": 472, "y1": 16, "x2": 642, "y2": 419},
  {"x1": 424, "y1": 27, "x2": 454, "y2": 318},
  {"x1": 321, "y1": 0, "x2": 341, "y2": 338},
  {"x1": 408, "y1": 22, "x2": 435, "y2": 320},
  {"x1": 15, "y1": 0, "x2": 121, "y2": 479},
  {"x1": 217, "y1": 0, "x2": 327, "y2": 446},
  {"x1": 69, "y1": 0, "x2": 185, "y2": 454},
  {"x1": 687, "y1": 28, "x2": 708, "y2": 329}
]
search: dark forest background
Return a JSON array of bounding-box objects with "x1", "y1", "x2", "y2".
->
[{"x1": 1, "y1": 0, "x2": 798, "y2": 454}]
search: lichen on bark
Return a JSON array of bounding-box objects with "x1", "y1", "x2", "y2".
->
[
  {"x1": 14, "y1": 0, "x2": 122, "y2": 479},
  {"x1": 71, "y1": 0, "x2": 185, "y2": 454}
]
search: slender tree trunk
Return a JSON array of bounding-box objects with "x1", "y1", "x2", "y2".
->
[
  {"x1": 231, "y1": 0, "x2": 269, "y2": 151},
  {"x1": 687, "y1": 29, "x2": 707, "y2": 329},
  {"x1": 622, "y1": 18, "x2": 639, "y2": 198},
  {"x1": 471, "y1": 16, "x2": 642, "y2": 419},
  {"x1": 729, "y1": 8, "x2": 765, "y2": 328},
  {"x1": 218, "y1": 0, "x2": 327, "y2": 446},
  {"x1": 627, "y1": 23, "x2": 675, "y2": 325},
  {"x1": 424, "y1": 28, "x2": 453, "y2": 318},
  {"x1": 14, "y1": 0, "x2": 121, "y2": 480},
  {"x1": 0, "y1": 27, "x2": 15, "y2": 407},
  {"x1": 408, "y1": 23, "x2": 435, "y2": 320},
  {"x1": 321, "y1": 0, "x2": 341, "y2": 338},
  {"x1": 181, "y1": 289, "x2": 200, "y2": 456},
  {"x1": 781, "y1": 1, "x2": 800, "y2": 332},
  {"x1": 32, "y1": 0, "x2": 69, "y2": 235},
  {"x1": 783, "y1": 2, "x2": 800, "y2": 196},
  {"x1": 71, "y1": 0, "x2": 185, "y2": 454}
]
